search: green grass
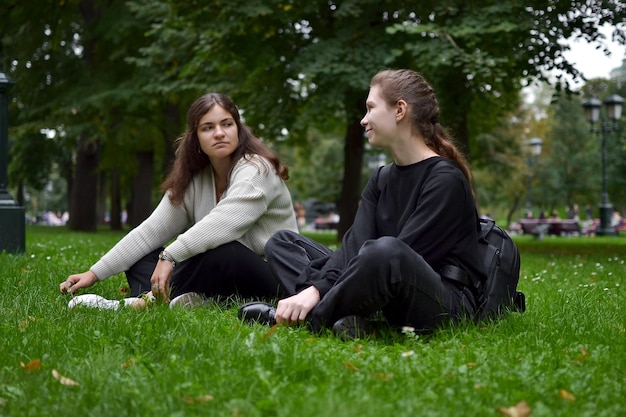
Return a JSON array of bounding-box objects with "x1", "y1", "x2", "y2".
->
[{"x1": 1, "y1": 226, "x2": 624, "y2": 416}]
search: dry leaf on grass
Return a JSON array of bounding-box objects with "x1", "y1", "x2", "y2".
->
[
  {"x1": 497, "y1": 400, "x2": 531, "y2": 417},
  {"x1": 121, "y1": 358, "x2": 137, "y2": 368},
  {"x1": 574, "y1": 346, "x2": 589, "y2": 363},
  {"x1": 18, "y1": 316, "x2": 37, "y2": 332},
  {"x1": 262, "y1": 324, "x2": 279, "y2": 339},
  {"x1": 181, "y1": 394, "x2": 214, "y2": 404},
  {"x1": 373, "y1": 372, "x2": 392, "y2": 381},
  {"x1": 559, "y1": 388, "x2": 576, "y2": 402},
  {"x1": 20, "y1": 359, "x2": 41, "y2": 371},
  {"x1": 344, "y1": 361, "x2": 360, "y2": 372},
  {"x1": 51, "y1": 369, "x2": 79, "y2": 387}
]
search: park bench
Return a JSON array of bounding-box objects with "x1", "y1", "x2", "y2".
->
[
  {"x1": 518, "y1": 219, "x2": 581, "y2": 237},
  {"x1": 581, "y1": 219, "x2": 600, "y2": 235},
  {"x1": 548, "y1": 220, "x2": 581, "y2": 236},
  {"x1": 519, "y1": 219, "x2": 550, "y2": 239},
  {"x1": 580, "y1": 218, "x2": 626, "y2": 235}
]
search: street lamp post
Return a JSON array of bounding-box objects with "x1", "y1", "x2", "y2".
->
[
  {"x1": 524, "y1": 137, "x2": 543, "y2": 217},
  {"x1": 0, "y1": 54, "x2": 25, "y2": 253},
  {"x1": 582, "y1": 94, "x2": 624, "y2": 236}
]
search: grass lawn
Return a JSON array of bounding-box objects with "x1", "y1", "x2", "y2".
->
[{"x1": 1, "y1": 226, "x2": 624, "y2": 416}]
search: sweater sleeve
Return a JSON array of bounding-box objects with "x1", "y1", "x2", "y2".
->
[
  {"x1": 164, "y1": 158, "x2": 279, "y2": 262},
  {"x1": 90, "y1": 193, "x2": 190, "y2": 280}
]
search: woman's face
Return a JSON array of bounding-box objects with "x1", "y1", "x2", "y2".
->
[
  {"x1": 197, "y1": 104, "x2": 239, "y2": 163},
  {"x1": 360, "y1": 85, "x2": 398, "y2": 148}
]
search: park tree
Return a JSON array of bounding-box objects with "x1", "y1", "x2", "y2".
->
[
  {"x1": 127, "y1": 0, "x2": 626, "y2": 237},
  {"x1": 3, "y1": 0, "x2": 626, "y2": 236},
  {"x1": 1, "y1": 0, "x2": 175, "y2": 230},
  {"x1": 541, "y1": 93, "x2": 598, "y2": 212}
]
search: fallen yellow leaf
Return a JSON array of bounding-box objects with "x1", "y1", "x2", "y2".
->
[
  {"x1": 497, "y1": 400, "x2": 531, "y2": 417},
  {"x1": 121, "y1": 358, "x2": 136, "y2": 368},
  {"x1": 373, "y1": 372, "x2": 392, "y2": 381},
  {"x1": 262, "y1": 324, "x2": 279, "y2": 339},
  {"x1": 181, "y1": 394, "x2": 214, "y2": 404},
  {"x1": 559, "y1": 388, "x2": 576, "y2": 402},
  {"x1": 51, "y1": 369, "x2": 79, "y2": 386},
  {"x1": 20, "y1": 359, "x2": 41, "y2": 371},
  {"x1": 574, "y1": 346, "x2": 589, "y2": 364},
  {"x1": 344, "y1": 361, "x2": 359, "y2": 372}
]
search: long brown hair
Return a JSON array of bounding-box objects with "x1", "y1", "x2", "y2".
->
[
  {"x1": 370, "y1": 69, "x2": 472, "y2": 183},
  {"x1": 161, "y1": 93, "x2": 289, "y2": 204}
]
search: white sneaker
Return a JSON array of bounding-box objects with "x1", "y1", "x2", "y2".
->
[
  {"x1": 68, "y1": 294, "x2": 142, "y2": 310},
  {"x1": 169, "y1": 292, "x2": 206, "y2": 309}
]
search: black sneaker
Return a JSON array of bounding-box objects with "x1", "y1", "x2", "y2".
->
[{"x1": 332, "y1": 315, "x2": 372, "y2": 340}]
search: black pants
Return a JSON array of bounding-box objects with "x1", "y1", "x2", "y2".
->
[
  {"x1": 265, "y1": 230, "x2": 477, "y2": 332},
  {"x1": 125, "y1": 241, "x2": 285, "y2": 300}
]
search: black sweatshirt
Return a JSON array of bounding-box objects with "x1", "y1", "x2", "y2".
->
[{"x1": 299, "y1": 156, "x2": 484, "y2": 297}]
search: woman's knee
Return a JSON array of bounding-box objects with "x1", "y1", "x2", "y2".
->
[
  {"x1": 357, "y1": 236, "x2": 425, "y2": 275},
  {"x1": 265, "y1": 230, "x2": 299, "y2": 256},
  {"x1": 359, "y1": 236, "x2": 414, "y2": 260}
]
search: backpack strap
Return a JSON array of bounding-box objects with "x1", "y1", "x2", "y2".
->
[
  {"x1": 440, "y1": 264, "x2": 472, "y2": 287},
  {"x1": 375, "y1": 163, "x2": 393, "y2": 191}
]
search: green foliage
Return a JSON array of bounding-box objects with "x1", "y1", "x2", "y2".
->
[
  {"x1": 2, "y1": 0, "x2": 626, "y2": 227},
  {"x1": 539, "y1": 93, "x2": 599, "y2": 209},
  {"x1": 276, "y1": 129, "x2": 344, "y2": 203},
  {"x1": 0, "y1": 227, "x2": 625, "y2": 416}
]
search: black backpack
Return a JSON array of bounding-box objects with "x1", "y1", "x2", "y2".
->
[{"x1": 474, "y1": 217, "x2": 525, "y2": 321}]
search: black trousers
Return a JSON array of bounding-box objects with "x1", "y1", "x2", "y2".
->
[
  {"x1": 265, "y1": 230, "x2": 477, "y2": 332},
  {"x1": 125, "y1": 241, "x2": 285, "y2": 300}
]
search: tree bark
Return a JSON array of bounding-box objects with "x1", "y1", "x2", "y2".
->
[
  {"x1": 96, "y1": 170, "x2": 106, "y2": 225},
  {"x1": 68, "y1": 134, "x2": 100, "y2": 231},
  {"x1": 337, "y1": 116, "x2": 365, "y2": 240},
  {"x1": 109, "y1": 168, "x2": 122, "y2": 230},
  {"x1": 128, "y1": 150, "x2": 154, "y2": 228}
]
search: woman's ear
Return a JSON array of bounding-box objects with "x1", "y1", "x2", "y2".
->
[{"x1": 396, "y1": 99, "x2": 408, "y2": 121}]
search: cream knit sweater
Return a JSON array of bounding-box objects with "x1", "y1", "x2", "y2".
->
[{"x1": 90, "y1": 155, "x2": 298, "y2": 281}]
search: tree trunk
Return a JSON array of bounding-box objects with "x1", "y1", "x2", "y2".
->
[
  {"x1": 337, "y1": 116, "x2": 365, "y2": 240},
  {"x1": 68, "y1": 134, "x2": 100, "y2": 231},
  {"x1": 109, "y1": 168, "x2": 122, "y2": 230},
  {"x1": 128, "y1": 150, "x2": 154, "y2": 228},
  {"x1": 62, "y1": 153, "x2": 73, "y2": 223},
  {"x1": 96, "y1": 170, "x2": 106, "y2": 225}
]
